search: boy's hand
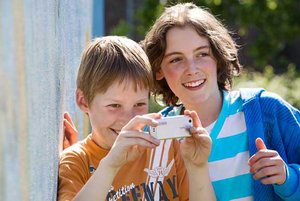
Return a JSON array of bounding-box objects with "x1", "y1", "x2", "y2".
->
[
  {"x1": 104, "y1": 113, "x2": 161, "y2": 169},
  {"x1": 248, "y1": 138, "x2": 286, "y2": 185},
  {"x1": 63, "y1": 112, "x2": 78, "y2": 149},
  {"x1": 180, "y1": 110, "x2": 212, "y2": 168}
]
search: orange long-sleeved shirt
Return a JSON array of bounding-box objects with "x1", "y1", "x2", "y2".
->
[{"x1": 58, "y1": 134, "x2": 188, "y2": 201}]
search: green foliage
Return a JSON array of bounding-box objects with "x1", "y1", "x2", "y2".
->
[
  {"x1": 179, "y1": 0, "x2": 300, "y2": 70},
  {"x1": 135, "y1": 0, "x2": 165, "y2": 38},
  {"x1": 111, "y1": 0, "x2": 300, "y2": 71},
  {"x1": 110, "y1": 0, "x2": 300, "y2": 110},
  {"x1": 149, "y1": 95, "x2": 165, "y2": 113},
  {"x1": 110, "y1": 0, "x2": 164, "y2": 41},
  {"x1": 234, "y1": 65, "x2": 300, "y2": 109},
  {"x1": 110, "y1": 20, "x2": 132, "y2": 36}
]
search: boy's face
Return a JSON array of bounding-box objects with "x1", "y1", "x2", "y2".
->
[
  {"x1": 87, "y1": 80, "x2": 149, "y2": 150},
  {"x1": 158, "y1": 26, "x2": 219, "y2": 108}
]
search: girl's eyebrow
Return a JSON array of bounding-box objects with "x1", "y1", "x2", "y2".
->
[
  {"x1": 195, "y1": 45, "x2": 210, "y2": 51},
  {"x1": 164, "y1": 45, "x2": 211, "y2": 58}
]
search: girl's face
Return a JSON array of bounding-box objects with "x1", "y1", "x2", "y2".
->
[
  {"x1": 158, "y1": 26, "x2": 220, "y2": 108},
  {"x1": 86, "y1": 80, "x2": 149, "y2": 149}
]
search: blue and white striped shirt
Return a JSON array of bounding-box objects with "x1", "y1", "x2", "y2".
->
[{"x1": 207, "y1": 91, "x2": 253, "y2": 201}]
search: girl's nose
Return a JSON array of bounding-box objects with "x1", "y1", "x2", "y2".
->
[{"x1": 186, "y1": 58, "x2": 199, "y2": 75}]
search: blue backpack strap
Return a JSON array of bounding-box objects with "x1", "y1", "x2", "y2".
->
[
  {"x1": 239, "y1": 88, "x2": 266, "y2": 155},
  {"x1": 160, "y1": 106, "x2": 174, "y2": 117},
  {"x1": 240, "y1": 88, "x2": 278, "y2": 200},
  {"x1": 239, "y1": 87, "x2": 265, "y2": 103}
]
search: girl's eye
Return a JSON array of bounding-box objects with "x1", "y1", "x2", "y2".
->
[
  {"x1": 196, "y1": 52, "x2": 209, "y2": 57},
  {"x1": 170, "y1": 57, "x2": 182, "y2": 63}
]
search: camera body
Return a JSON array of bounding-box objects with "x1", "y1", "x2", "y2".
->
[{"x1": 149, "y1": 115, "x2": 193, "y2": 140}]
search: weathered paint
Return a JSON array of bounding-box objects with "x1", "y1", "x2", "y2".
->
[{"x1": 0, "y1": 0, "x2": 93, "y2": 200}]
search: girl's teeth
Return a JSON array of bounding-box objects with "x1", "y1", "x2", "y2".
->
[{"x1": 184, "y1": 80, "x2": 204, "y2": 87}]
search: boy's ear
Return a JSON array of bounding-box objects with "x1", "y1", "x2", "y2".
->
[
  {"x1": 76, "y1": 89, "x2": 89, "y2": 113},
  {"x1": 156, "y1": 70, "x2": 164, "y2": 80}
]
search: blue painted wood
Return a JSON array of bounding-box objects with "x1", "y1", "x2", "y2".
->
[
  {"x1": 0, "y1": 0, "x2": 93, "y2": 200},
  {"x1": 92, "y1": 0, "x2": 104, "y2": 37}
]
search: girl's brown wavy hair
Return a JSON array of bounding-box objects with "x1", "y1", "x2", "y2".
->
[{"x1": 142, "y1": 3, "x2": 241, "y2": 106}]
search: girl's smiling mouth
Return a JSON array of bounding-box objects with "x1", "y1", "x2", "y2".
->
[{"x1": 183, "y1": 79, "x2": 205, "y2": 88}]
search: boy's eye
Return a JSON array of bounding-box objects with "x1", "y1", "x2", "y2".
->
[
  {"x1": 134, "y1": 102, "x2": 147, "y2": 107},
  {"x1": 108, "y1": 104, "x2": 121, "y2": 108}
]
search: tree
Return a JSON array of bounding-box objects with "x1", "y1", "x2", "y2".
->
[{"x1": 111, "y1": 0, "x2": 300, "y2": 72}]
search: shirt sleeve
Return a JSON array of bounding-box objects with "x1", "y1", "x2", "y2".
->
[
  {"x1": 273, "y1": 164, "x2": 300, "y2": 200},
  {"x1": 261, "y1": 91, "x2": 300, "y2": 200},
  {"x1": 57, "y1": 150, "x2": 90, "y2": 201}
]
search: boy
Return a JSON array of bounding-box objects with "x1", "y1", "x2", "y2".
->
[{"x1": 58, "y1": 36, "x2": 215, "y2": 201}]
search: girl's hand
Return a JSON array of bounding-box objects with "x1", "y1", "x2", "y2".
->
[
  {"x1": 180, "y1": 110, "x2": 212, "y2": 167},
  {"x1": 63, "y1": 112, "x2": 78, "y2": 149},
  {"x1": 104, "y1": 113, "x2": 161, "y2": 169},
  {"x1": 248, "y1": 138, "x2": 286, "y2": 185}
]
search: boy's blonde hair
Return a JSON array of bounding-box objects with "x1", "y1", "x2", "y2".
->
[
  {"x1": 142, "y1": 3, "x2": 242, "y2": 106},
  {"x1": 77, "y1": 36, "x2": 153, "y2": 104}
]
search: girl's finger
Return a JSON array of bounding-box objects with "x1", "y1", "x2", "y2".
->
[
  {"x1": 63, "y1": 136, "x2": 71, "y2": 149},
  {"x1": 184, "y1": 110, "x2": 202, "y2": 127},
  {"x1": 190, "y1": 127, "x2": 208, "y2": 136},
  {"x1": 252, "y1": 165, "x2": 279, "y2": 180},
  {"x1": 256, "y1": 138, "x2": 267, "y2": 151},
  {"x1": 250, "y1": 157, "x2": 276, "y2": 173},
  {"x1": 64, "y1": 118, "x2": 78, "y2": 132},
  {"x1": 248, "y1": 150, "x2": 278, "y2": 165},
  {"x1": 64, "y1": 112, "x2": 75, "y2": 127},
  {"x1": 63, "y1": 119, "x2": 78, "y2": 146},
  {"x1": 260, "y1": 174, "x2": 284, "y2": 185}
]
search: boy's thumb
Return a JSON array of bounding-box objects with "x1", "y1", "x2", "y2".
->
[{"x1": 255, "y1": 137, "x2": 267, "y2": 151}]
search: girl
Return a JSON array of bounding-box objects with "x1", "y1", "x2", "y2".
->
[{"x1": 142, "y1": 3, "x2": 300, "y2": 201}]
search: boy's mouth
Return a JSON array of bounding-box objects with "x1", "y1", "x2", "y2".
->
[{"x1": 182, "y1": 79, "x2": 205, "y2": 88}]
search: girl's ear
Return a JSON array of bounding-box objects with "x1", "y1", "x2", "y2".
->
[
  {"x1": 76, "y1": 89, "x2": 89, "y2": 113},
  {"x1": 156, "y1": 70, "x2": 165, "y2": 80}
]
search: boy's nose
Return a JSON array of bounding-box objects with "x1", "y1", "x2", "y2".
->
[{"x1": 119, "y1": 110, "x2": 136, "y2": 126}]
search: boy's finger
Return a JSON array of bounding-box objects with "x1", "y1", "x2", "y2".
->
[
  {"x1": 256, "y1": 137, "x2": 267, "y2": 151},
  {"x1": 123, "y1": 113, "x2": 161, "y2": 130},
  {"x1": 144, "y1": 113, "x2": 162, "y2": 120},
  {"x1": 120, "y1": 130, "x2": 160, "y2": 146}
]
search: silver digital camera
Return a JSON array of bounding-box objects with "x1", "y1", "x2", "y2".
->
[{"x1": 149, "y1": 115, "x2": 193, "y2": 140}]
